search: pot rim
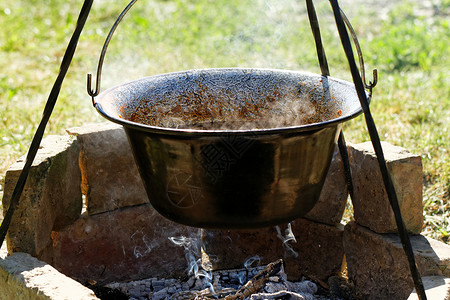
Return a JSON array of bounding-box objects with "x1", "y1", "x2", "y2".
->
[{"x1": 94, "y1": 67, "x2": 369, "y2": 137}]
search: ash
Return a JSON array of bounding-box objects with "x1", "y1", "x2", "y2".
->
[{"x1": 104, "y1": 260, "x2": 340, "y2": 300}]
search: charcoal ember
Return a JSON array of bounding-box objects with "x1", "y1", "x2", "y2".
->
[
  {"x1": 129, "y1": 281, "x2": 152, "y2": 299},
  {"x1": 152, "y1": 279, "x2": 165, "y2": 292},
  {"x1": 181, "y1": 282, "x2": 190, "y2": 291},
  {"x1": 186, "y1": 276, "x2": 195, "y2": 288},
  {"x1": 228, "y1": 271, "x2": 238, "y2": 281},
  {"x1": 171, "y1": 290, "x2": 199, "y2": 299},
  {"x1": 88, "y1": 285, "x2": 128, "y2": 300},
  {"x1": 268, "y1": 276, "x2": 280, "y2": 282},
  {"x1": 250, "y1": 290, "x2": 313, "y2": 300},
  {"x1": 264, "y1": 282, "x2": 287, "y2": 293},
  {"x1": 248, "y1": 269, "x2": 263, "y2": 278},
  {"x1": 150, "y1": 287, "x2": 169, "y2": 300},
  {"x1": 290, "y1": 281, "x2": 317, "y2": 295},
  {"x1": 100, "y1": 262, "x2": 329, "y2": 299},
  {"x1": 194, "y1": 278, "x2": 206, "y2": 290}
]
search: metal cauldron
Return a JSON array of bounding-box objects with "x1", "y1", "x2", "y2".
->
[{"x1": 93, "y1": 68, "x2": 365, "y2": 228}]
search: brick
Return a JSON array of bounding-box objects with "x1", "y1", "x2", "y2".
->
[
  {"x1": 344, "y1": 221, "x2": 449, "y2": 300},
  {"x1": 0, "y1": 244, "x2": 98, "y2": 300},
  {"x1": 51, "y1": 203, "x2": 198, "y2": 284},
  {"x1": 348, "y1": 141, "x2": 423, "y2": 234},
  {"x1": 3, "y1": 135, "x2": 82, "y2": 261},
  {"x1": 67, "y1": 123, "x2": 148, "y2": 215},
  {"x1": 408, "y1": 276, "x2": 450, "y2": 300},
  {"x1": 305, "y1": 145, "x2": 348, "y2": 225},
  {"x1": 202, "y1": 217, "x2": 344, "y2": 282}
]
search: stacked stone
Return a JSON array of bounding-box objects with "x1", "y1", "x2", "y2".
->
[
  {"x1": 3, "y1": 123, "x2": 200, "y2": 284},
  {"x1": 1, "y1": 123, "x2": 349, "y2": 285},
  {"x1": 2, "y1": 123, "x2": 449, "y2": 299},
  {"x1": 344, "y1": 142, "x2": 450, "y2": 300}
]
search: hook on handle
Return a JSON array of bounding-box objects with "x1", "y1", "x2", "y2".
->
[
  {"x1": 307, "y1": 2, "x2": 377, "y2": 94},
  {"x1": 87, "y1": 0, "x2": 138, "y2": 104},
  {"x1": 87, "y1": 73, "x2": 98, "y2": 98}
]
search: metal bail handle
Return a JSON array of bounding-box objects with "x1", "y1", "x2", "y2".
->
[
  {"x1": 87, "y1": 0, "x2": 378, "y2": 103},
  {"x1": 87, "y1": 0, "x2": 138, "y2": 103},
  {"x1": 339, "y1": 8, "x2": 377, "y2": 93}
]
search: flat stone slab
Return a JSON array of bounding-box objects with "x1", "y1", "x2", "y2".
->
[
  {"x1": 3, "y1": 135, "x2": 81, "y2": 261},
  {"x1": 67, "y1": 123, "x2": 149, "y2": 215},
  {"x1": 408, "y1": 276, "x2": 450, "y2": 300},
  {"x1": 348, "y1": 141, "x2": 423, "y2": 234},
  {"x1": 51, "y1": 203, "x2": 199, "y2": 285},
  {"x1": 0, "y1": 244, "x2": 98, "y2": 299},
  {"x1": 344, "y1": 221, "x2": 450, "y2": 300}
]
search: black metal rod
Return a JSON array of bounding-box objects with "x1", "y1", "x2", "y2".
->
[
  {"x1": 329, "y1": 1, "x2": 427, "y2": 299},
  {"x1": 306, "y1": 0, "x2": 330, "y2": 76},
  {"x1": 0, "y1": 0, "x2": 94, "y2": 247},
  {"x1": 306, "y1": 0, "x2": 354, "y2": 201}
]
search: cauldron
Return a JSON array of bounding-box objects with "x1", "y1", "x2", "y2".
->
[{"x1": 93, "y1": 68, "x2": 365, "y2": 228}]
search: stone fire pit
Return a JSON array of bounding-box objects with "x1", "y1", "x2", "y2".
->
[{"x1": 1, "y1": 123, "x2": 449, "y2": 299}]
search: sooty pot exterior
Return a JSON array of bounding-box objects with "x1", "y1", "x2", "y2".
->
[{"x1": 125, "y1": 124, "x2": 341, "y2": 228}]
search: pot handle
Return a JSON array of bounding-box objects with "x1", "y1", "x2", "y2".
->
[
  {"x1": 87, "y1": 0, "x2": 138, "y2": 104},
  {"x1": 87, "y1": 0, "x2": 377, "y2": 102},
  {"x1": 339, "y1": 9, "x2": 377, "y2": 92}
]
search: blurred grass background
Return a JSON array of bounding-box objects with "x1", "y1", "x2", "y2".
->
[{"x1": 0, "y1": 0, "x2": 448, "y2": 243}]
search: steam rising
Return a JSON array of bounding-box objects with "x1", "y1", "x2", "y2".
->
[
  {"x1": 168, "y1": 231, "x2": 215, "y2": 294},
  {"x1": 97, "y1": 0, "x2": 343, "y2": 132},
  {"x1": 244, "y1": 255, "x2": 262, "y2": 270},
  {"x1": 276, "y1": 223, "x2": 299, "y2": 258},
  {"x1": 99, "y1": 0, "x2": 306, "y2": 86},
  {"x1": 154, "y1": 92, "x2": 318, "y2": 131}
]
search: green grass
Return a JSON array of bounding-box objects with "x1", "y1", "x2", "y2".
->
[{"x1": 0, "y1": 0, "x2": 448, "y2": 243}]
